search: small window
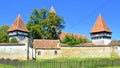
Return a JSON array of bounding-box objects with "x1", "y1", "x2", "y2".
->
[
  {"x1": 54, "y1": 51, "x2": 57, "y2": 55},
  {"x1": 38, "y1": 51, "x2": 41, "y2": 55}
]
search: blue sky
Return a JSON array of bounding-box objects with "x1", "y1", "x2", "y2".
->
[{"x1": 0, "y1": 0, "x2": 119, "y2": 40}]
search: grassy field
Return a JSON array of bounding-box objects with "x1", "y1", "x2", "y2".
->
[
  {"x1": 0, "y1": 64, "x2": 16, "y2": 68},
  {"x1": 0, "y1": 58, "x2": 120, "y2": 68},
  {"x1": 35, "y1": 57, "x2": 118, "y2": 62},
  {"x1": 100, "y1": 66, "x2": 120, "y2": 68}
]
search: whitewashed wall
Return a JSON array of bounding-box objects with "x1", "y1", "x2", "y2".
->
[
  {"x1": 92, "y1": 39, "x2": 111, "y2": 45},
  {"x1": 0, "y1": 45, "x2": 27, "y2": 60},
  {"x1": 0, "y1": 38, "x2": 33, "y2": 60}
]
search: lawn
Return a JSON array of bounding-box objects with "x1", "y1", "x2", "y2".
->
[
  {"x1": 100, "y1": 66, "x2": 120, "y2": 68},
  {"x1": 36, "y1": 57, "x2": 116, "y2": 62},
  {"x1": 0, "y1": 64, "x2": 16, "y2": 68}
]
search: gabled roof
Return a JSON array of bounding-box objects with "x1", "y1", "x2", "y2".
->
[
  {"x1": 49, "y1": 6, "x2": 56, "y2": 13},
  {"x1": 8, "y1": 15, "x2": 29, "y2": 32},
  {"x1": 33, "y1": 40, "x2": 60, "y2": 48},
  {"x1": 59, "y1": 32, "x2": 88, "y2": 40},
  {"x1": 90, "y1": 14, "x2": 111, "y2": 33}
]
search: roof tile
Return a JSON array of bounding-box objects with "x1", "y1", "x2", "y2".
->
[
  {"x1": 90, "y1": 14, "x2": 111, "y2": 33},
  {"x1": 33, "y1": 40, "x2": 60, "y2": 48},
  {"x1": 59, "y1": 32, "x2": 88, "y2": 40},
  {"x1": 8, "y1": 15, "x2": 29, "y2": 32},
  {"x1": 109, "y1": 40, "x2": 120, "y2": 46}
]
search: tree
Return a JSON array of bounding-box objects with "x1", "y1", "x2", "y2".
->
[
  {"x1": 27, "y1": 8, "x2": 64, "y2": 39},
  {"x1": 61, "y1": 34, "x2": 88, "y2": 45},
  {"x1": 9, "y1": 38, "x2": 18, "y2": 43},
  {"x1": 0, "y1": 25, "x2": 9, "y2": 43}
]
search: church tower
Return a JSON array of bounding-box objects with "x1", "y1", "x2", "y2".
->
[
  {"x1": 49, "y1": 6, "x2": 56, "y2": 13},
  {"x1": 8, "y1": 15, "x2": 29, "y2": 41},
  {"x1": 90, "y1": 14, "x2": 112, "y2": 45}
]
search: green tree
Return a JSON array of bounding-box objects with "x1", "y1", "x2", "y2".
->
[
  {"x1": 61, "y1": 34, "x2": 88, "y2": 45},
  {"x1": 0, "y1": 25, "x2": 9, "y2": 43},
  {"x1": 9, "y1": 38, "x2": 18, "y2": 43},
  {"x1": 27, "y1": 8, "x2": 64, "y2": 39},
  {"x1": 61, "y1": 34, "x2": 76, "y2": 45}
]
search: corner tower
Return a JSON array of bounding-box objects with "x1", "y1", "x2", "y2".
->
[
  {"x1": 90, "y1": 14, "x2": 112, "y2": 45},
  {"x1": 8, "y1": 15, "x2": 29, "y2": 41}
]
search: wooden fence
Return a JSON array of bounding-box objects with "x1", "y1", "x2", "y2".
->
[{"x1": 0, "y1": 58, "x2": 120, "y2": 68}]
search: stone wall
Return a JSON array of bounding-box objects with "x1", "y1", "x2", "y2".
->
[
  {"x1": 0, "y1": 38, "x2": 33, "y2": 60},
  {"x1": 0, "y1": 44, "x2": 27, "y2": 60},
  {"x1": 111, "y1": 46, "x2": 120, "y2": 58},
  {"x1": 35, "y1": 46, "x2": 115, "y2": 59},
  {"x1": 1, "y1": 39, "x2": 120, "y2": 60},
  {"x1": 35, "y1": 48, "x2": 61, "y2": 59},
  {"x1": 61, "y1": 46, "x2": 112, "y2": 58}
]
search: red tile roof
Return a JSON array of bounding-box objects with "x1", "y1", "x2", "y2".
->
[
  {"x1": 90, "y1": 14, "x2": 111, "y2": 33},
  {"x1": 33, "y1": 39, "x2": 60, "y2": 48},
  {"x1": 49, "y1": 6, "x2": 56, "y2": 13},
  {"x1": 59, "y1": 32, "x2": 88, "y2": 40},
  {"x1": 109, "y1": 40, "x2": 120, "y2": 46},
  {"x1": 8, "y1": 15, "x2": 29, "y2": 32}
]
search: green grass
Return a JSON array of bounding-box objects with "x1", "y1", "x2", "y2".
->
[
  {"x1": 100, "y1": 66, "x2": 120, "y2": 68},
  {"x1": 0, "y1": 64, "x2": 16, "y2": 68},
  {"x1": 36, "y1": 57, "x2": 118, "y2": 62},
  {"x1": 1, "y1": 58, "x2": 120, "y2": 68}
]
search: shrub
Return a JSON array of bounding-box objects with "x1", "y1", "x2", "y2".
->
[
  {"x1": 61, "y1": 34, "x2": 88, "y2": 45},
  {"x1": 10, "y1": 38, "x2": 18, "y2": 43}
]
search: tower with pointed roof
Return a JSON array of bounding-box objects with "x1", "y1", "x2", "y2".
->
[
  {"x1": 90, "y1": 14, "x2": 112, "y2": 45},
  {"x1": 49, "y1": 6, "x2": 56, "y2": 13},
  {"x1": 8, "y1": 15, "x2": 29, "y2": 41}
]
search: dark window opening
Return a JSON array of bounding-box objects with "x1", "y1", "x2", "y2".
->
[
  {"x1": 54, "y1": 51, "x2": 57, "y2": 55},
  {"x1": 38, "y1": 51, "x2": 41, "y2": 55}
]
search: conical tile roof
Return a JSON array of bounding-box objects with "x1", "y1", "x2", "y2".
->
[
  {"x1": 90, "y1": 14, "x2": 111, "y2": 33},
  {"x1": 8, "y1": 15, "x2": 29, "y2": 32}
]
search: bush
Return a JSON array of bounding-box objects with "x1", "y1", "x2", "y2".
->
[
  {"x1": 9, "y1": 38, "x2": 18, "y2": 43},
  {"x1": 61, "y1": 34, "x2": 88, "y2": 45}
]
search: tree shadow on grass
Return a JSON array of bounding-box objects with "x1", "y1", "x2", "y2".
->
[{"x1": 0, "y1": 58, "x2": 22, "y2": 67}]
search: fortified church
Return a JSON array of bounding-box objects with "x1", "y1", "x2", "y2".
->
[{"x1": 0, "y1": 7, "x2": 120, "y2": 60}]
